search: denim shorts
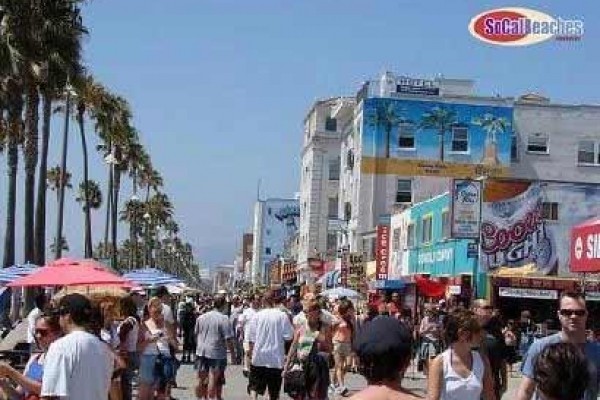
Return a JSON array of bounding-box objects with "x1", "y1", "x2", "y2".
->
[
  {"x1": 139, "y1": 354, "x2": 175, "y2": 385},
  {"x1": 195, "y1": 356, "x2": 227, "y2": 373}
]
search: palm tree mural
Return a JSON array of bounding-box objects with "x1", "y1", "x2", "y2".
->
[
  {"x1": 75, "y1": 179, "x2": 102, "y2": 254},
  {"x1": 367, "y1": 100, "x2": 404, "y2": 158},
  {"x1": 420, "y1": 106, "x2": 458, "y2": 162},
  {"x1": 472, "y1": 113, "x2": 511, "y2": 166}
]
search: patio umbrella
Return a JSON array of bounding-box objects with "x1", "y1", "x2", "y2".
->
[
  {"x1": 7, "y1": 257, "x2": 129, "y2": 287},
  {"x1": 0, "y1": 263, "x2": 39, "y2": 285},
  {"x1": 320, "y1": 287, "x2": 362, "y2": 300}
]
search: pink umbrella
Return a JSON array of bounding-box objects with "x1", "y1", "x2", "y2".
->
[{"x1": 7, "y1": 257, "x2": 129, "y2": 287}]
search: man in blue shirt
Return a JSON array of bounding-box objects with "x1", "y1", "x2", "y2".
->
[{"x1": 516, "y1": 291, "x2": 600, "y2": 400}]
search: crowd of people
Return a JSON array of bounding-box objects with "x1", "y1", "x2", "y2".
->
[{"x1": 1, "y1": 286, "x2": 597, "y2": 400}]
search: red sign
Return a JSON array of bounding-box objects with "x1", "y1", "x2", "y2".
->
[
  {"x1": 570, "y1": 218, "x2": 600, "y2": 273},
  {"x1": 376, "y1": 225, "x2": 390, "y2": 280}
]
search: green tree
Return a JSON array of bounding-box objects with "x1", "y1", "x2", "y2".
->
[
  {"x1": 420, "y1": 106, "x2": 458, "y2": 162},
  {"x1": 49, "y1": 236, "x2": 69, "y2": 255},
  {"x1": 75, "y1": 179, "x2": 102, "y2": 253}
]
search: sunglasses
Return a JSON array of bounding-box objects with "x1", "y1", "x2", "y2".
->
[{"x1": 559, "y1": 309, "x2": 586, "y2": 317}]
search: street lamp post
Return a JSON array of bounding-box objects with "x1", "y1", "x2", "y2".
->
[{"x1": 143, "y1": 212, "x2": 151, "y2": 266}]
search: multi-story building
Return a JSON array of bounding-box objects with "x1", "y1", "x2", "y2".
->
[
  {"x1": 340, "y1": 71, "x2": 600, "y2": 263},
  {"x1": 251, "y1": 198, "x2": 300, "y2": 285},
  {"x1": 241, "y1": 233, "x2": 253, "y2": 281},
  {"x1": 297, "y1": 97, "x2": 355, "y2": 283}
]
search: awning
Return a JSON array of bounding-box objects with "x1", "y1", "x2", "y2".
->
[
  {"x1": 415, "y1": 275, "x2": 447, "y2": 298},
  {"x1": 493, "y1": 264, "x2": 537, "y2": 277}
]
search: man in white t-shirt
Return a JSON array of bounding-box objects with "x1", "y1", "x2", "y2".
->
[
  {"x1": 239, "y1": 294, "x2": 261, "y2": 375},
  {"x1": 26, "y1": 293, "x2": 46, "y2": 350},
  {"x1": 246, "y1": 291, "x2": 293, "y2": 400},
  {"x1": 41, "y1": 293, "x2": 113, "y2": 400}
]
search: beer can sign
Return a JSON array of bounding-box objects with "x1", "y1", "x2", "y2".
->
[{"x1": 451, "y1": 179, "x2": 482, "y2": 239}]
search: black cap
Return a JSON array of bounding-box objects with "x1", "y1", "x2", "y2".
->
[
  {"x1": 354, "y1": 316, "x2": 413, "y2": 359},
  {"x1": 58, "y1": 293, "x2": 92, "y2": 325}
]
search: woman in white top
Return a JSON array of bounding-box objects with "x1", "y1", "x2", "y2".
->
[
  {"x1": 118, "y1": 295, "x2": 141, "y2": 400},
  {"x1": 427, "y1": 309, "x2": 496, "y2": 400},
  {"x1": 138, "y1": 297, "x2": 178, "y2": 400}
]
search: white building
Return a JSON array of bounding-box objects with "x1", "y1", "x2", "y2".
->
[
  {"x1": 297, "y1": 97, "x2": 355, "y2": 283},
  {"x1": 338, "y1": 71, "x2": 600, "y2": 260},
  {"x1": 251, "y1": 198, "x2": 300, "y2": 285}
]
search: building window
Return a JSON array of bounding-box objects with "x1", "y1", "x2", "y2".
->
[
  {"x1": 407, "y1": 224, "x2": 415, "y2": 248},
  {"x1": 392, "y1": 228, "x2": 401, "y2": 251},
  {"x1": 542, "y1": 202, "x2": 559, "y2": 221},
  {"x1": 441, "y1": 210, "x2": 450, "y2": 238},
  {"x1": 328, "y1": 157, "x2": 340, "y2": 181},
  {"x1": 577, "y1": 140, "x2": 598, "y2": 165},
  {"x1": 398, "y1": 122, "x2": 415, "y2": 149},
  {"x1": 527, "y1": 133, "x2": 549, "y2": 154},
  {"x1": 325, "y1": 117, "x2": 337, "y2": 132},
  {"x1": 328, "y1": 197, "x2": 338, "y2": 218},
  {"x1": 346, "y1": 149, "x2": 354, "y2": 170},
  {"x1": 265, "y1": 247, "x2": 272, "y2": 255},
  {"x1": 344, "y1": 202, "x2": 352, "y2": 221},
  {"x1": 326, "y1": 233, "x2": 337, "y2": 252},
  {"x1": 396, "y1": 180, "x2": 412, "y2": 204},
  {"x1": 451, "y1": 127, "x2": 469, "y2": 152},
  {"x1": 511, "y1": 134, "x2": 519, "y2": 162},
  {"x1": 421, "y1": 216, "x2": 433, "y2": 244}
]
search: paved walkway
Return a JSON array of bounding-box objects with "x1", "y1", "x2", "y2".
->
[{"x1": 171, "y1": 362, "x2": 525, "y2": 399}]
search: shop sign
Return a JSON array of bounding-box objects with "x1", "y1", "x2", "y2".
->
[
  {"x1": 570, "y1": 218, "x2": 600, "y2": 273},
  {"x1": 448, "y1": 285, "x2": 462, "y2": 295},
  {"x1": 499, "y1": 286, "x2": 558, "y2": 300},
  {"x1": 394, "y1": 76, "x2": 440, "y2": 96},
  {"x1": 376, "y1": 225, "x2": 390, "y2": 280},
  {"x1": 418, "y1": 248, "x2": 453, "y2": 265},
  {"x1": 467, "y1": 242, "x2": 479, "y2": 258},
  {"x1": 451, "y1": 179, "x2": 482, "y2": 239},
  {"x1": 586, "y1": 291, "x2": 600, "y2": 302}
]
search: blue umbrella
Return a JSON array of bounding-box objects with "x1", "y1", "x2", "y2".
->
[{"x1": 0, "y1": 263, "x2": 39, "y2": 285}]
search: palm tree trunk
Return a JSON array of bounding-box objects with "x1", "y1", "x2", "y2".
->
[
  {"x1": 385, "y1": 126, "x2": 391, "y2": 158},
  {"x1": 3, "y1": 88, "x2": 23, "y2": 268},
  {"x1": 111, "y1": 164, "x2": 121, "y2": 270},
  {"x1": 23, "y1": 85, "x2": 39, "y2": 264},
  {"x1": 77, "y1": 107, "x2": 92, "y2": 258},
  {"x1": 104, "y1": 158, "x2": 113, "y2": 258},
  {"x1": 55, "y1": 91, "x2": 71, "y2": 260},
  {"x1": 439, "y1": 129, "x2": 445, "y2": 162},
  {"x1": 35, "y1": 91, "x2": 52, "y2": 266}
]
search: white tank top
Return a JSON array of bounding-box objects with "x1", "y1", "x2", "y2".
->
[{"x1": 440, "y1": 349, "x2": 484, "y2": 400}]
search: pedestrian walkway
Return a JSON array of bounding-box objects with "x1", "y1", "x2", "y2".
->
[{"x1": 171, "y1": 361, "x2": 524, "y2": 400}]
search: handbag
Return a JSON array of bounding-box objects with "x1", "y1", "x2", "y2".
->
[{"x1": 283, "y1": 364, "x2": 306, "y2": 397}]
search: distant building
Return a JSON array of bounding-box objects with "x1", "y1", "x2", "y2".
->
[
  {"x1": 297, "y1": 97, "x2": 355, "y2": 284},
  {"x1": 251, "y1": 198, "x2": 300, "y2": 285},
  {"x1": 242, "y1": 233, "x2": 254, "y2": 281}
]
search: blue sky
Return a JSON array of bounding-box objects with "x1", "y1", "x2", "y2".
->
[{"x1": 0, "y1": 0, "x2": 597, "y2": 269}]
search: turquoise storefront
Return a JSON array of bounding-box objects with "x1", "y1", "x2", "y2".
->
[{"x1": 406, "y1": 193, "x2": 484, "y2": 296}]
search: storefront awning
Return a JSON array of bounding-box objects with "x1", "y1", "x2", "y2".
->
[{"x1": 415, "y1": 275, "x2": 447, "y2": 298}]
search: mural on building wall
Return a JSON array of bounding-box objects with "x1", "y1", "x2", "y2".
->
[
  {"x1": 481, "y1": 180, "x2": 600, "y2": 276},
  {"x1": 360, "y1": 98, "x2": 513, "y2": 178},
  {"x1": 259, "y1": 200, "x2": 300, "y2": 281}
]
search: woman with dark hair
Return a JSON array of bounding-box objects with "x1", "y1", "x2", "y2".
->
[
  {"x1": 332, "y1": 298, "x2": 354, "y2": 396},
  {"x1": 348, "y1": 316, "x2": 420, "y2": 400},
  {"x1": 427, "y1": 309, "x2": 496, "y2": 400},
  {"x1": 0, "y1": 313, "x2": 62, "y2": 399},
  {"x1": 533, "y1": 342, "x2": 589, "y2": 400},
  {"x1": 118, "y1": 295, "x2": 141, "y2": 400},
  {"x1": 284, "y1": 299, "x2": 332, "y2": 399}
]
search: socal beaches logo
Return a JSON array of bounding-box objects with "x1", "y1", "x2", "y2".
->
[{"x1": 468, "y1": 7, "x2": 584, "y2": 46}]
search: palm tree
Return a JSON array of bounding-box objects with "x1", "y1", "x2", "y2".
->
[
  {"x1": 138, "y1": 161, "x2": 163, "y2": 202},
  {"x1": 47, "y1": 166, "x2": 72, "y2": 225},
  {"x1": 472, "y1": 113, "x2": 511, "y2": 165},
  {"x1": 367, "y1": 99, "x2": 403, "y2": 158},
  {"x1": 49, "y1": 236, "x2": 69, "y2": 255},
  {"x1": 420, "y1": 106, "x2": 458, "y2": 162},
  {"x1": 120, "y1": 198, "x2": 145, "y2": 268},
  {"x1": 75, "y1": 179, "x2": 102, "y2": 253}
]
